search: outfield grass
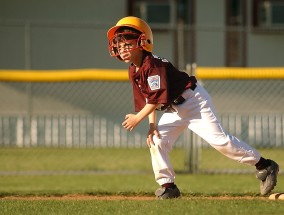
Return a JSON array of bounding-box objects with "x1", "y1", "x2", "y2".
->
[
  {"x1": 0, "y1": 148, "x2": 283, "y2": 215},
  {"x1": 1, "y1": 198, "x2": 284, "y2": 215},
  {"x1": 0, "y1": 147, "x2": 283, "y2": 173}
]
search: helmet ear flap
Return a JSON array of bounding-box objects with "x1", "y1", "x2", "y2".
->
[
  {"x1": 139, "y1": 33, "x2": 146, "y2": 48},
  {"x1": 138, "y1": 33, "x2": 152, "y2": 52}
]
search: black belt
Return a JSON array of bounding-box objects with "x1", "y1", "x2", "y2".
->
[
  {"x1": 172, "y1": 83, "x2": 196, "y2": 105},
  {"x1": 190, "y1": 83, "x2": 197, "y2": 91},
  {"x1": 173, "y1": 96, "x2": 185, "y2": 105}
]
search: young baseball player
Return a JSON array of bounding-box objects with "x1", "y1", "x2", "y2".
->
[{"x1": 107, "y1": 16, "x2": 279, "y2": 199}]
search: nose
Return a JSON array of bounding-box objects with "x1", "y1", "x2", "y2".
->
[{"x1": 117, "y1": 43, "x2": 129, "y2": 54}]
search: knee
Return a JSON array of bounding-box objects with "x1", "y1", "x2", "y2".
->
[{"x1": 152, "y1": 135, "x2": 172, "y2": 152}]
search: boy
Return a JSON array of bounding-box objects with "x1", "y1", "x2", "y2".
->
[{"x1": 107, "y1": 16, "x2": 279, "y2": 199}]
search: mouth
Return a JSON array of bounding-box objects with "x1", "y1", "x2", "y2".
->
[{"x1": 120, "y1": 53, "x2": 130, "y2": 61}]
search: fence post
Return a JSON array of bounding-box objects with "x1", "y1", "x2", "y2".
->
[
  {"x1": 184, "y1": 130, "x2": 200, "y2": 173},
  {"x1": 184, "y1": 63, "x2": 199, "y2": 174}
]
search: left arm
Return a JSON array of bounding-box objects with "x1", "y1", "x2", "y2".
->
[
  {"x1": 146, "y1": 109, "x2": 160, "y2": 148},
  {"x1": 122, "y1": 103, "x2": 159, "y2": 131}
]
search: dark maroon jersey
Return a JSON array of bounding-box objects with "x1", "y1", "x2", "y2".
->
[{"x1": 128, "y1": 53, "x2": 196, "y2": 112}]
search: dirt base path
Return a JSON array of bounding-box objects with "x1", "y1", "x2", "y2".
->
[{"x1": 1, "y1": 194, "x2": 270, "y2": 201}]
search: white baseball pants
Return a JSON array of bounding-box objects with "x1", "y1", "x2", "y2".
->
[{"x1": 150, "y1": 83, "x2": 261, "y2": 185}]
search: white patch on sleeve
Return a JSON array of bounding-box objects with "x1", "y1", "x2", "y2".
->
[{"x1": 147, "y1": 75, "x2": 160, "y2": 90}]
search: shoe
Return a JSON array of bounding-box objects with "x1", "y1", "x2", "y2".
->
[
  {"x1": 155, "y1": 185, "x2": 181, "y2": 199},
  {"x1": 256, "y1": 159, "x2": 279, "y2": 195}
]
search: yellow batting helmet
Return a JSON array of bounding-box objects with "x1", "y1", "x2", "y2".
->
[{"x1": 107, "y1": 16, "x2": 153, "y2": 53}]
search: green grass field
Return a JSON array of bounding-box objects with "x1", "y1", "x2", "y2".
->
[{"x1": 0, "y1": 148, "x2": 284, "y2": 215}]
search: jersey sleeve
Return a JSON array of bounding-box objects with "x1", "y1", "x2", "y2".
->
[{"x1": 145, "y1": 66, "x2": 170, "y2": 105}]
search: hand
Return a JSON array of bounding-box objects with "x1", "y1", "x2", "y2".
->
[
  {"x1": 146, "y1": 123, "x2": 160, "y2": 148},
  {"x1": 122, "y1": 114, "x2": 139, "y2": 131}
]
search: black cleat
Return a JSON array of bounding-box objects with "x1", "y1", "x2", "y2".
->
[
  {"x1": 256, "y1": 159, "x2": 279, "y2": 195},
  {"x1": 155, "y1": 185, "x2": 181, "y2": 199}
]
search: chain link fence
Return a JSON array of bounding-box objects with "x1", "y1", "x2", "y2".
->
[
  {"x1": 0, "y1": 81, "x2": 148, "y2": 148},
  {"x1": 1, "y1": 77, "x2": 284, "y2": 149}
]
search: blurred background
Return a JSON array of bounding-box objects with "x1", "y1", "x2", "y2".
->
[
  {"x1": 1, "y1": 0, "x2": 284, "y2": 69},
  {"x1": 0, "y1": 0, "x2": 284, "y2": 174}
]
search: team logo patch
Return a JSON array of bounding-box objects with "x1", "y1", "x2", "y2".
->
[{"x1": 147, "y1": 75, "x2": 160, "y2": 90}]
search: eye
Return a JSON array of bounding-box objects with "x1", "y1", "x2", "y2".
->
[
  {"x1": 118, "y1": 42, "x2": 133, "y2": 49},
  {"x1": 124, "y1": 43, "x2": 133, "y2": 48}
]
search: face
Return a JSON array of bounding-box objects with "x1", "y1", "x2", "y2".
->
[
  {"x1": 109, "y1": 31, "x2": 143, "y2": 65},
  {"x1": 117, "y1": 39, "x2": 139, "y2": 63}
]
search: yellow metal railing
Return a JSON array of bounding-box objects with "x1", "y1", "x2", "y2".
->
[{"x1": 1, "y1": 67, "x2": 284, "y2": 82}]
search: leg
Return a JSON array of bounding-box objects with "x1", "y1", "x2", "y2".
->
[
  {"x1": 149, "y1": 111, "x2": 186, "y2": 199},
  {"x1": 177, "y1": 84, "x2": 278, "y2": 195},
  {"x1": 150, "y1": 111, "x2": 186, "y2": 185},
  {"x1": 188, "y1": 110, "x2": 279, "y2": 195}
]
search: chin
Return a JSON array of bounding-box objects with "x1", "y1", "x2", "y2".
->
[{"x1": 123, "y1": 59, "x2": 131, "y2": 64}]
